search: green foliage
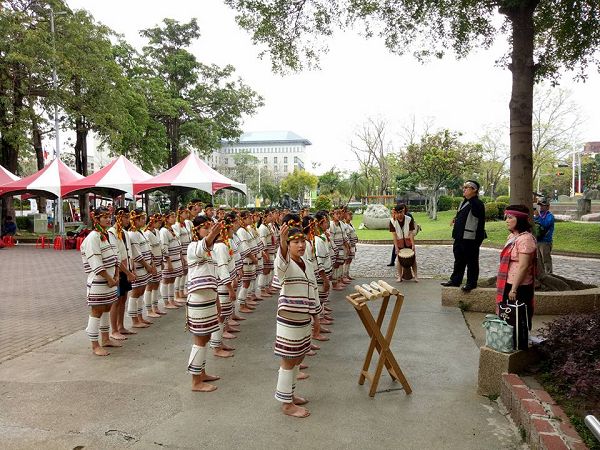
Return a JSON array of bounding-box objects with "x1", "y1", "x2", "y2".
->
[
  {"x1": 480, "y1": 196, "x2": 492, "y2": 204},
  {"x1": 314, "y1": 194, "x2": 332, "y2": 211},
  {"x1": 15, "y1": 216, "x2": 31, "y2": 231},
  {"x1": 260, "y1": 181, "x2": 280, "y2": 206},
  {"x1": 318, "y1": 169, "x2": 341, "y2": 195},
  {"x1": 451, "y1": 197, "x2": 463, "y2": 209},
  {"x1": 437, "y1": 195, "x2": 453, "y2": 211},
  {"x1": 484, "y1": 202, "x2": 499, "y2": 221},
  {"x1": 281, "y1": 169, "x2": 318, "y2": 201},
  {"x1": 496, "y1": 195, "x2": 510, "y2": 204},
  {"x1": 495, "y1": 201, "x2": 507, "y2": 219}
]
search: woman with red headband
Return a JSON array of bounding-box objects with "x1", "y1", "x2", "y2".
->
[{"x1": 496, "y1": 204, "x2": 536, "y2": 349}]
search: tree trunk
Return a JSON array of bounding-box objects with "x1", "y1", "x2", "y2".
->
[
  {"x1": 166, "y1": 118, "x2": 181, "y2": 208},
  {"x1": 74, "y1": 116, "x2": 89, "y2": 223},
  {"x1": 505, "y1": 2, "x2": 538, "y2": 208}
]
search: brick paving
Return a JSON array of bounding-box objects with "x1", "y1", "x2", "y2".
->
[{"x1": 0, "y1": 243, "x2": 598, "y2": 364}]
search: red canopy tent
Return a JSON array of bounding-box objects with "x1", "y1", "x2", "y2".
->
[
  {"x1": 63, "y1": 155, "x2": 152, "y2": 197},
  {"x1": 0, "y1": 165, "x2": 19, "y2": 186},
  {"x1": 134, "y1": 153, "x2": 247, "y2": 196},
  {"x1": 0, "y1": 158, "x2": 83, "y2": 198}
]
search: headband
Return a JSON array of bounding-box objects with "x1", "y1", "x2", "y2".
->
[
  {"x1": 504, "y1": 209, "x2": 530, "y2": 219},
  {"x1": 287, "y1": 232, "x2": 305, "y2": 242},
  {"x1": 464, "y1": 181, "x2": 478, "y2": 190}
]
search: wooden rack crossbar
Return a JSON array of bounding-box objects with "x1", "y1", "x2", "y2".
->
[{"x1": 345, "y1": 280, "x2": 412, "y2": 397}]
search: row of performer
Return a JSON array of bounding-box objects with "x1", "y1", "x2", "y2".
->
[{"x1": 80, "y1": 201, "x2": 359, "y2": 418}]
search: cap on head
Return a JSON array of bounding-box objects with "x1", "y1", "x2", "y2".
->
[{"x1": 537, "y1": 197, "x2": 550, "y2": 206}]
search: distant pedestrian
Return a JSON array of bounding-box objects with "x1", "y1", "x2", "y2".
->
[
  {"x1": 533, "y1": 197, "x2": 555, "y2": 277},
  {"x1": 441, "y1": 180, "x2": 486, "y2": 291}
]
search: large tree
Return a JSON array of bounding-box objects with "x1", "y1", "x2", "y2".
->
[{"x1": 224, "y1": 0, "x2": 600, "y2": 208}]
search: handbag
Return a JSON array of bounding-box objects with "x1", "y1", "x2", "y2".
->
[
  {"x1": 498, "y1": 301, "x2": 529, "y2": 351},
  {"x1": 482, "y1": 314, "x2": 514, "y2": 353}
]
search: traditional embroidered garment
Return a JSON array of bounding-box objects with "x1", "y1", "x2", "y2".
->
[
  {"x1": 173, "y1": 221, "x2": 192, "y2": 268},
  {"x1": 274, "y1": 249, "x2": 321, "y2": 359},
  {"x1": 186, "y1": 238, "x2": 219, "y2": 335},
  {"x1": 344, "y1": 221, "x2": 358, "y2": 259},
  {"x1": 143, "y1": 229, "x2": 163, "y2": 283},
  {"x1": 129, "y1": 229, "x2": 152, "y2": 288},
  {"x1": 159, "y1": 226, "x2": 183, "y2": 279},
  {"x1": 327, "y1": 227, "x2": 340, "y2": 264},
  {"x1": 81, "y1": 230, "x2": 119, "y2": 306},
  {"x1": 212, "y1": 241, "x2": 236, "y2": 320},
  {"x1": 108, "y1": 224, "x2": 133, "y2": 273},
  {"x1": 230, "y1": 233, "x2": 243, "y2": 277},
  {"x1": 259, "y1": 223, "x2": 275, "y2": 270},
  {"x1": 237, "y1": 226, "x2": 256, "y2": 281},
  {"x1": 248, "y1": 225, "x2": 264, "y2": 272}
]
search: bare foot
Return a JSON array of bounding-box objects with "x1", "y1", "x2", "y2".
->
[
  {"x1": 293, "y1": 395, "x2": 309, "y2": 405},
  {"x1": 310, "y1": 344, "x2": 320, "y2": 350},
  {"x1": 132, "y1": 322, "x2": 150, "y2": 328},
  {"x1": 226, "y1": 326, "x2": 240, "y2": 332},
  {"x1": 101, "y1": 339, "x2": 123, "y2": 348},
  {"x1": 223, "y1": 331, "x2": 237, "y2": 339},
  {"x1": 228, "y1": 319, "x2": 240, "y2": 326},
  {"x1": 282, "y1": 403, "x2": 310, "y2": 418},
  {"x1": 231, "y1": 314, "x2": 246, "y2": 321},
  {"x1": 174, "y1": 301, "x2": 186, "y2": 307},
  {"x1": 110, "y1": 332, "x2": 127, "y2": 340},
  {"x1": 396, "y1": 277, "x2": 403, "y2": 282},
  {"x1": 191, "y1": 381, "x2": 217, "y2": 392},
  {"x1": 320, "y1": 318, "x2": 333, "y2": 325},
  {"x1": 93, "y1": 347, "x2": 110, "y2": 356},
  {"x1": 140, "y1": 318, "x2": 154, "y2": 325},
  {"x1": 413, "y1": 278, "x2": 419, "y2": 283},
  {"x1": 154, "y1": 309, "x2": 168, "y2": 315},
  {"x1": 119, "y1": 328, "x2": 137, "y2": 335},
  {"x1": 333, "y1": 285, "x2": 345, "y2": 291},
  {"x1": 320, "y1": 327, "x2": 332, "y2": 334},
  {"x1": 324, "y1": 315, "x2": 334, "y2": 322},
  {"x1": 221, "y1": 343, "x2": 235, "y2": 351},
  {"x1": 147, "y1": 311, "x2": 161, "y2": 318},
  {"x1": 300, "y1": 363, "x2": 308, "y2": 370},
  {"x1": 200, "y1": 373, "x2": 220, "y2": 382},
  {"x1": 306, "y1": 350, "x2": 317, "y2": 356},
  {"x1": 297, "y1": 371, "x2": 310, "y2": 380},
  {"x1": 313, "y1": 334, "x2": 329, "y2": 341},
  {"x1": 246, "y1": 300, "x2": 258, "y2": 307},
  {"x1": 213, "y1": 348, "x2": 234, "y2": 358},
  {"x1": 324, "y1": 306, "x2": 333, "y2": 312},
  {"x1": 239, "y1": 306, "x2": 254, "y2": 313}
]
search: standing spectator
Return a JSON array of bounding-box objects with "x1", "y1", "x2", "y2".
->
[
  {"x1": 533, "y1": 197, "x2": 555, "y2": 276},
  {"x1": 2, "y1": 216, "x2": 17, "y2": 236},
  {"x1": 441, "y1": 180, "x2": 486, "y2": 291}
]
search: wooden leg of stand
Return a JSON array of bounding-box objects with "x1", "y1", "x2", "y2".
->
[{"x1": 358, "y1": 297, "x2": 390, "y2": 385}]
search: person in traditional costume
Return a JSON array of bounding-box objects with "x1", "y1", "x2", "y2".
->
[
  {"x1": 274, "y1": 223, "x2": 321, "y2": 418},
  {"x1": 228, "y1": 212, "x2": 245, "y2": 324},
  {"x1": 173, "y1": 207, "x2": 192, "y2": 303},
  {"x1": 127, "y1": 208, "x2": 156, "y2": 327},
  {"x1": 143, "y1": 213, "x2": 167, "y2": 317},
  {"x1": 236, "y1": 211, "x2": 258, "y2": 313},
  {"x1": 258, "y1": 209, "x2": 276, "y2": 297},
  {"x1": 186, "y1": 216, "x2": 222, "y2": 392},
  {"x1": 108, "y1": 208, "x2": 136, "y2": 339},
  {"x1": 159, "y1": 211, "x2": 184, "y2": 310},
  {"x1": 81, "y1": 207, "x2": 121, "y2": 355},
  {"x1": 343, "y1": 208, "x2": 358, "y2": 282},
  {"x1": 329, "y1": 208, "x2": 349, "y2": 290}
]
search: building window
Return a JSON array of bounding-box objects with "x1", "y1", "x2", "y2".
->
[
  {"x1": 224, "y1": 157, "x2": 228, "y2": 165},
  {"x1": 284, "y1": 156, "x2": 288, "y2": 163},
  {"x1": 274, "y1": 156, "x2": 278, "y2": 163},
  {"x1": 263, "y1": 157, "x2": 267, "y2": 164},
  {"x1": 283, "y1": 165, "x2": 288, "y2": 172}
]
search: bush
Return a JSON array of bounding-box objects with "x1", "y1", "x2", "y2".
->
[
  {"x1": 314, "y1": 195, "x2": 332, "y2": 211},
  {"x1": 437, "y1": 195, "x2": 453, "y2": 211},
  {"x1": 16, "y1": 216, "x2": 32, "y2": 231},
  {"x1": 496, "y1": 195, "x2": 510, "y2": 204},
  {"x1": 484, "y1": 202, "x2": 499, "y2": 221},
  {"x1": 480, "y1": 196, "x2": 493, "y2": 204},
  {"x1": 539, "y1": 312, "x2": 600, "y2": 400},
  {"x1": 496, "y1": 201, "x2": 507, "y2": 219},
  {"x1": 451, "y1": 197, "x2": 463, "y2": 209}
]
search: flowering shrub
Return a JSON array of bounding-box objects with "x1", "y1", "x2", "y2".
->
[{"x1": 539, "y1": 312, "x2": 600, "y2": 400}]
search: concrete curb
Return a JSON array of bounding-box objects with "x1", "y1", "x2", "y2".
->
[
  {"x1": 500, "y1": 373, "x2": 589, "y2": 449},
  {"x1": 441, "y1": 286, "x2": 600, "y2": 314}
]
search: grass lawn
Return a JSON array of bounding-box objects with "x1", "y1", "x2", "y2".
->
[{"x1": 353, "y1": 211, "x2": 600, "y2": 255}]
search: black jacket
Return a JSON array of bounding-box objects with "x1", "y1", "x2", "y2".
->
[{"x1": 452, "y1": 196, "x2": 486, "y2": 241}]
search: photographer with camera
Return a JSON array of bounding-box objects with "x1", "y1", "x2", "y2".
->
[{"x1": 533, "y1": 198, "x2": 555, "y2": 276}]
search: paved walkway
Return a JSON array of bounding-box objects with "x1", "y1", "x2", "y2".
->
[{"x1": 0, "y1": 273, "x2": 523, "y2": 449}]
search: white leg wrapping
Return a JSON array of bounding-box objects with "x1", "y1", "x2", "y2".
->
[
  {"x1": 174, "y1": 276, "x2": 182, "y2": 292},
  {"x1": 160, "y1": 283, "x2": 168, "y2": 306},
  {"x1": 85, "y1": 316, "x2": 100, "y2": 342},
  {"x1": 238, "y1": 287, "x2": 247, "y2": 306},
  {"x1": 127, "y1": 296, "x2": 138, "y2": 318},
  {"x1": 258, "y1": 274, "x2": 266, "y2": 291},
  {"x1": 274, "y1": 367, "x2": 294, "y2": 403},
  {"x1": 151, "y1": 289, "x2": 159, "y2": 307},
  {"x1": 137, "y1": 296, "x2": 144, "y2": 316},
  {"x1": 99, "y1": 312, "x2": 110, "y2": 334},
  {"x1": 234, "y1": 297, "x2": 241, "y2": 315},
  {"x1": 293, "y1": 365, "x2": 300, "y2": 394},
  {"x1": 187, "y1": 344, "x2": 207, "y2": 375},
  {"x1": 183, "y1": 274, "x2": 188, "y2": 293},
  {"x1": 168, "y1": 283, "x2": 175, "y2": 303},
  {"x1": 209, "y1": 322, "x2": 224, "y2": 349},
  {"x1": 144, "y1": 290, "x2": 153, "y2": 311}
]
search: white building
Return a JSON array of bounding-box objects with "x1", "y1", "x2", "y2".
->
[{"x1": 209, "y1": 131, "x2": 311, "y2": 180}]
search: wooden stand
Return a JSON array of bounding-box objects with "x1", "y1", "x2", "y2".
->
[{"x1": 346, "y1": 280, "x2": 412, "y2": 397}]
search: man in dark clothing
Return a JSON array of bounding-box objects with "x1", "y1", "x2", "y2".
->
[{"x1": 441, "y1": 180, "x2": 486, "y2": 291}]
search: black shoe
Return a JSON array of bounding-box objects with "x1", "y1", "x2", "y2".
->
[
  {"x1": 441, "y1": 281, "x2": 460, "y2": 287},
  {"x1": 386, "y1": 263, "x2": 395, "y2": 267},
  {"x1": 461, "y1": 285, "x2": 476, "y2": 292}
]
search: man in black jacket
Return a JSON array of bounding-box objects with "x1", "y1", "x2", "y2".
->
[{"x1": 441, "y1": 180, "x2": 486, "y2": 292}]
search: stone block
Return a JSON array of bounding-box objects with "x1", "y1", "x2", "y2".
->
[
  {"x1": 539, "y1": 433, "x2": 569, "y2": 450},
  {"x1": 478, "y1": 347, "x2": 540, "y2": 397},
  {"x1": 533, "y1": 389, "x2": 557, "y2": 405},
  {"x1": 530, "y1": 418, "x2": 556, "y2": 450},
  {"x1": 520, "y1": 399, "x2": 547, "y2": 433}
]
